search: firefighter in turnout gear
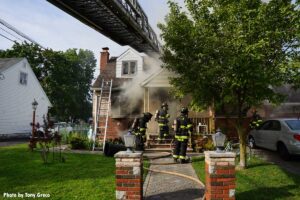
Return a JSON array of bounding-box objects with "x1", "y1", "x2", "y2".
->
[
  {"x1": 173, "y1": 107, "x2": 193, "y2": 163},
  {"x1": 155, "y1": 102, "x2": 170, "y2": 140},
  {"x1": 249, "y1": 110, "x2": 263, "y2": 130},
  {"x1": 132, "y1": 112, "x2": 153, "y2": 151}
]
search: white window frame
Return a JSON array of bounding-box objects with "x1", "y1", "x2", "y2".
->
[{"x1": 122, "y1": 61, "x2": 137, "y2": 76}]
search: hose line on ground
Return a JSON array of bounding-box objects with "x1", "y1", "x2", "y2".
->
[
  {"x1": 143, "y1": 166, "x2": 205, "y2": 188},
  {"x1": 143, "y1": 151, "x2": 206, "y2": 200}
]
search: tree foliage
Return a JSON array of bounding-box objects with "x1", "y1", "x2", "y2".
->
[
  {"x1": 0, "y1": 42, "x2": 96, "y2": 121},
  {"x1": 159, "y1": 0, "x2": 300, "y2": 168}
]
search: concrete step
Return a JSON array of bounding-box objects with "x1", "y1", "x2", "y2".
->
[
  {"x1": 148, "y1": 135, "x2": 174, "y2": 140},
  {"x1": 149, "y1": 143, "x2": 172, "y2": 148},
  {"x1": 148, "y1": 138, "x2": 173, "y2": 143},
  {"x1": 145, "y1": 147, "x2": 193, "y2": 153}
]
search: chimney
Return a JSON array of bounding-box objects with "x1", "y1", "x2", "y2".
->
[{"x1": 100, "y1": 47, "x2": 110, "y2": 72}]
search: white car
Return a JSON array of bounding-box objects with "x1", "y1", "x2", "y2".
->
[
  {"x1": 53, "y1": 122, "x2": 73, "y2": 134},
  {"x1": 248, "y1": 119, "x2": 300, "y2": 160}
]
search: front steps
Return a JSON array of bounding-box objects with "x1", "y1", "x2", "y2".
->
[{"x1": 145, "y1": 134, "x2": 193, "y2": 153}]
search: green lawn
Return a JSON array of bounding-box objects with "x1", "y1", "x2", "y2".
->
[
  {"x1": 192, "y1": 156, "x2": 300, "y2": 200},
  {"x1": 0, "y1": 144, "x2": 115, "y2": 200}
]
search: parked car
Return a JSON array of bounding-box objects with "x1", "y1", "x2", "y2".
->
[
  {"x1": 248, "y1": 119, "x2": 300, "y2": 160},
  {"x1": 53, "y1": 122, "x2": 73, "y2": 134}
]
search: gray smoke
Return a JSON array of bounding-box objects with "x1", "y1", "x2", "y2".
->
[{"x1": 119, "y1": 52, "x2": 162, "y2": 116}]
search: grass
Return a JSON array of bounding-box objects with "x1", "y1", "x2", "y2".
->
[
  {"x1": 143, "y1": 157, "x2": 150, "y2": 182},
  {"x1": 0, "y1": 144, "x2": 115, "y2": 200},
  {"x1": 192, "y1": 156, "x2": 300, "y2": 200}
]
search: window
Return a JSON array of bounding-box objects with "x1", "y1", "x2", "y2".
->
[
  {"x1": 260, "y1": 120, "x2": 281, "y2": 131},
  {"x1": 122, "y1": 61, "x2": 137, "y2": 75},
  {"x1": 20, "y1": 72, "x2": 28, "y2": 85},
  {"x1": 285, "y1": 120, "x2": 300, "y2": 130}
]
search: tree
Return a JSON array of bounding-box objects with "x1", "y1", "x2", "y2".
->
[
  {"x1": 0, "y1": 43, "x2": 96, "y2": 121},
  {"x1": 0, "y1": 41, "x2": 46, "y2": 81},
  {"x1": 159, "y1": 0, "x2": 300, "y2": 168}
]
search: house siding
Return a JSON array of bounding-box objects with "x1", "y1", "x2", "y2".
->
[
  {"x1": 0, "y1": 59, "x2": 51, "y2": 135},
  {"x1": 116, "y1": 49, "x2": 143, "y2": 78}
]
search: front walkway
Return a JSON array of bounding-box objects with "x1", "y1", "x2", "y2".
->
[{"x1": 143, "y1": 156, "x2": 205, "y2": 200}]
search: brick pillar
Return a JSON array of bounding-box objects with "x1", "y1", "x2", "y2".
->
[
  {"x1": 115, "y1": 151, "x2": 143, "y2": 200},
  {"x1": 205, "y1": 151, "x2": 236, "y2": 200}
]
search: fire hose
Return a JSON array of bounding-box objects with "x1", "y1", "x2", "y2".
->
[{"x1": 143, "y1": 150, "x2": 206, "y2": 200}]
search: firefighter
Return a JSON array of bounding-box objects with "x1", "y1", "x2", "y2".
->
[
  {"x1": 249, "y1": 110, "x2": 263, "y2": 130},
  {"x1": 173, "y1": 107, "x2": 193, "y2": 163},
  {"x1": 132, "y1": 112, "x2": 153, "y2": 151},
  {"x1": 155, "y1": 102, "x2": 170, "y2": 140}
]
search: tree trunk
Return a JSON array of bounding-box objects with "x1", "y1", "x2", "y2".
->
[{"x1": 236, "y1": 124, "x2": 247, "y2": 169}]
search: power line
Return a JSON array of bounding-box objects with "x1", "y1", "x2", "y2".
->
[
  {"x1": 0, "y1": 26, "x2": 23, "y2": 42},
  {"x1": 0, "y1": 32, "x2": 15, "y2": 43},
  {"x1": 0, "y1": 17, "x2": 45, "y2": 49}
]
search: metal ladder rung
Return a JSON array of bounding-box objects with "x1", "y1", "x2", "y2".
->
[{"x1": 93, "y1": 79, "x2": 113, "y2": 151}]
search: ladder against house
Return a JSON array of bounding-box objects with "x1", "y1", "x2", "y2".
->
[{"x1": 93, "y1": 79, "x2": 113, "y2": 151}]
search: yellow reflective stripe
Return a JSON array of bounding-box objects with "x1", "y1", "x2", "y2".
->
[
  {"x1": 175, "y1": 135, "x2": 180, "y2": 139},
  {"x1": 173, "y1": 155, "x2": 179, "y2": 158},
  {"x1": 180, "y1": 125, "x2": 187, "y2": 128},
  {"x1": 187, "y1": 124, "x2": 192, "y2": 128},
  {"x1": 158, "y1": 123, "x2": 165, "y2": 126},
  {"x1": 179, "y1": 156, "x2": 186, "y2": 159},
  {"x1": 180, "y1": 136, "x2": 188, "y2": 139},
  {"x1": 139, "y1": 128, "x2": 146, "y2": 131}
]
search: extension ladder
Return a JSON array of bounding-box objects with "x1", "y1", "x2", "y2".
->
[{"x1": 93, "y1": 79, "x2": 113, "y2": 151}]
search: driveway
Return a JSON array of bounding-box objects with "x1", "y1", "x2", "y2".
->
[
  {"x1": 252, "y1": 148, "x2": 300, "y2": 176},
  {"x1": 0, "y1": 140, "x2": 27, "y2": 147}
]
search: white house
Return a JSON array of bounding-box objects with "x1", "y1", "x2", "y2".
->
[
  {"x1": 0, "y1": 58, "x2": 52, "y2": 138},
  {"x1": 91, "y1": 47, "x2": 213, "y2": 140}
]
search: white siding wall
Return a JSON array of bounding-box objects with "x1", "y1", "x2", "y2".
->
[
  {"x1": 0, "y1": 59, "x2": 51, "y2": 135},
  {"x1": 116, "y1": 49, "x2": 144, "y2": 78}
]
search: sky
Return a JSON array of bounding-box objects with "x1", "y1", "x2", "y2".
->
[{"x1": 0, "y1": 0, "x2": 184, "y2": 76}]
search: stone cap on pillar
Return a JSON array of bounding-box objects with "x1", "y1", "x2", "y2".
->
[
  {"x1": 114, "y1": 151, "x2": 143, "y2": 158},
  {"x1": 204, "y1": 151, "x2": 236, "y2": 158}
]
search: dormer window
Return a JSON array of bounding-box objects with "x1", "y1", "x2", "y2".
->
[
  {"x1": 20, "y1": 72, "x2": 28, "y2": 85},
  {"x1": 122, "y1": 61, "x2": 137, "y2": 75}
]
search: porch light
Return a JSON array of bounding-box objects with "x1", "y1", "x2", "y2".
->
[
  {"x1": 124, "y1": 131, "x2": 136, "y2": 153},
  {"x1": 32, "y1": 99, "x2": 38, "y2": 111},
  {"x1": 212, "y1": 128, "x2": 226, "y2": 153}
]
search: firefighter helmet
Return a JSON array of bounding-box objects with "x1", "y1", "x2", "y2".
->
[
  {"x1": 161, "y1": 102, "x2": 168, "y2": 108},
  {"x1": 143, "y1": 112, "x2": 153, "y2": 120},
  {"x1": 181, "y1": 107, "x2": 189, "y2": 114}
]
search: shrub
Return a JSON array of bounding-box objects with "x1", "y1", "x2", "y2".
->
[
  {"x1": 70, "y1": 135, "x2": 89, "y2": 150},
  {"x1": 203, "y1": 138, "x2": 215, "y2": 150}
]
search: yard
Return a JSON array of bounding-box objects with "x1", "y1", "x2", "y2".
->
[
  {"x1": 192, "y1": 156, "x2": 300, "y2": 200},
  {"x1": 0, "y1": 144, "x2": 115, "y2": 200}
]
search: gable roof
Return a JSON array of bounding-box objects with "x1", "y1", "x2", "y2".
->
[
  {"x1": 141, "y1": 68, "x2": 177, "y2": 88},
  {"x1": 0, "y1": 58, "x2": 23, "y2": 72},
  {"x1": 117, "y1": 47, "x2": 146, "y2": 61},
  {"x1": 91, "y1": 57, "x2": 128, "y2": 90}
]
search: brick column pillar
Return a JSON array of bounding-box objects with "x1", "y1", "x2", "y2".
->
[
  {"x1": 115, "y1": 151, "x2": 143, "y2": 200},
  {"x1": 205, "y1": 151, "x2": 236, "y2": 200}
]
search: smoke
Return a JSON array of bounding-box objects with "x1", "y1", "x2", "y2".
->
[{"x1": 119, "y1": 52, "x2": 162, "y2": 116}]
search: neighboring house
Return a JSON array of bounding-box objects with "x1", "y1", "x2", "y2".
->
[
  {"x1": 214, "y1": 85, "x2": 300, "y2": 138},
  {"x1": 91, "y1": 47, "x2": 213, "y2": 141},
  {"x1": 0, "y1": 58, "x2": 52, "y2": 138}
]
